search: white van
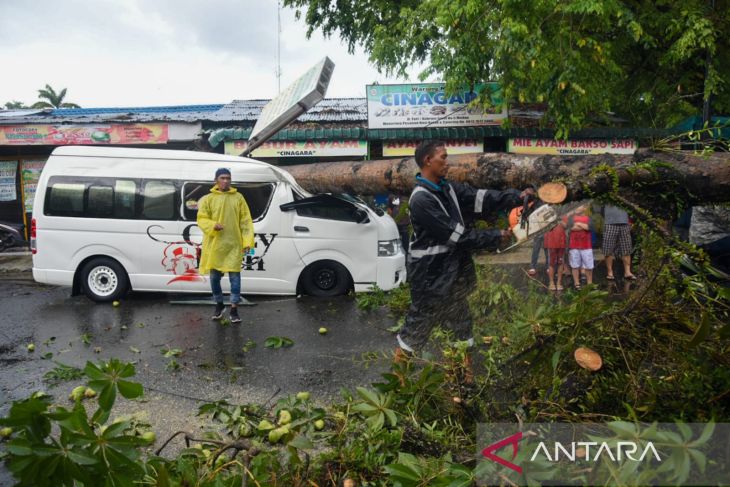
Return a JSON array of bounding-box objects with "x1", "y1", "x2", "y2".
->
[{"x1": 31, "y1": 146, "x2": 406, "y2": 302}]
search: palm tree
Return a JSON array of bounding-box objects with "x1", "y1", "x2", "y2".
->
[{"x1": 31, "y1": 84, "x2": 81, "y2": 109}]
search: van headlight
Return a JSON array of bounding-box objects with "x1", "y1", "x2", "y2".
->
[{"x1": 378, "y1": 239, "x2": 401, "y2": 256}]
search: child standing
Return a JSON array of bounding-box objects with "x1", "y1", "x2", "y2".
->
[
  {"x1": 568, "y1": 205, "x2": 594, "y2": 289},
  {"x1": 543, "y1": 218, "x2": 567, "y2": 291}
]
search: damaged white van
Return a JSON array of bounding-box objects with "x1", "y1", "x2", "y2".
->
[{"x1": 31, "y1": 146, "x2": 406, "y2": 302}]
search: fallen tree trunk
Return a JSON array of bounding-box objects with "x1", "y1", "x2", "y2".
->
[{"x1": 283, "y1": 150, "x2": 730, "y2": 205}]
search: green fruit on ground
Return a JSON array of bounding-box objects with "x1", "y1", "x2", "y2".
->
[
  {"x1": 69, "y1": 385, "x2": 86, "y2": 401},
  {"x1": 215, "y1": 455, "x2": 226, "y2": 467},
  {"x1": 318, "y1": 327, "x2": 328, "y2": 334},
  {"x1": 314, "y1": 419, "x2": 325, "y2": 430},
  {"x1": 112, "y1": 300, "x2": 121, "y2": 307},
  {"x1": 296, "y1": 391, "x2": 310, "y2": 401},
  {"x1": 278, "y1": 409, "x2": 292, "y2": 425},
  {"x1": 268, "y1": 426, "x2": 288, "y2": 443},
  {"x1": 26, "y1": 343, "x2": 35, "y2": 352},
  {"x1": 238, "y1": 423, "x2": 252, "y2": 437},
  {"x1": 257, "y1": 419, "x2": 275, "y2": 431},
  {"x1": 334, "y1": 411, "x2": 347, "y2": 422},
  {"x1": 140, "y1": 431, "x2": 156, "y2": 443},
  {"x1": 0, "y1": 427, "x2": 12, "y2": 438},
  {"x1": 84, "y1": 387, "x2": 97, "y2": 398}
]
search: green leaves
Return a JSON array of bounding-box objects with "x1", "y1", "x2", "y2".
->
[
  {"x1": 384, "y1": 452, "x2": 473, "y2": 487},
  {"x1": 284, "y1": 0, "x2": 730, "y2": 133},
  {"x1": 264, "y1": 336, "x2": 294, "y2": 349},
  {"x1": 352, "y1": 387, "x2": 398, "y2": 432},
  {"x1": 84, "y1": 359, "x2": 143, "y2": 421},
  {"x1": 160, "y1": 347, "x2": 182, "y2": 358},
  {"x1": 0, "y1": 360, "x2": 148, "y2": 486},
  {"x1": 592, "y1": 421, "x2": 718, "y2": 485}
]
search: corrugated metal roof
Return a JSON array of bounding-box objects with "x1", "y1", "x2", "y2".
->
[
  {"x1": 674, "y1": 116, "x2": 730, "y2": 139},
  {"x1": 212, "y1": 97, "x2": 367, "y2": 122},
  {"x1": 0, "y1": 108, "x2": 50, "y2": 118},
  {"x1": 0, "y1": 104, "x2": 225, "y2": 124},
  {"x1": 0, "y1": 98, "x2": 367, "y2": 125}
]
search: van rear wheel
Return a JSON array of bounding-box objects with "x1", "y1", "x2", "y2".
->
[
  {"x1": 302, "y1": 260, "x2": 351, "y2": 297},
  {"x1": 80, "y1": 258, "x2": 129, "y2": 302}
]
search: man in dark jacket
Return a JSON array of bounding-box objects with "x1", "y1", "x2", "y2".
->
[{"x1": 396, "y1": 140, "x2": 533, "y2": 355}]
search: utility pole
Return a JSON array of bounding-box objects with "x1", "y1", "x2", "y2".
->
[{"x1": 276, "y1": 0, "x2": 282, "y2": 93}]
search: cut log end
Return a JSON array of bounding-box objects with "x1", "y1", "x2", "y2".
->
[
  {"x1": 538, "y1": 182, "x2": 568, "y2": 203},
  {"x1": 574, "y1": 347, "x2": 603, "y2": 371}
]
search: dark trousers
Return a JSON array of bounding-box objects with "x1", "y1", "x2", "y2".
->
[
  {"x1": 531, "y1": 234, "x2": 547, "y2": 268},
  {"x1": 398, "y1": 225, "x2": 410, "y2": 254},
  {"x1": 398, "y1": 274, "x2": 472, "y2": 350}
]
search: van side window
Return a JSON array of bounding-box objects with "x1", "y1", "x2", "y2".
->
[
  {"x1": 114, "y1": 180, "x2": 136, "y2": 219},
  {"x1": 295, "y1": 199, "x2": 361, "y2": 222},
  {"x1": 142, "y1": 181, "x2": 176, "y2": 220},
  {"x1": 45, "y1": 177, "x2": 138, "y2": 219},
  {"x1": 47, "y1": 182, "x2": 85, "y2": 216},
  {"x1": 87, "y1": 185, "x2": 114, "y2": 218},
  {"x1": 182, "y1": 182, "x2": 275, "y2": 222},
  {"x1": 182, "y1": 183, "x2": 208, "y2": 220}
]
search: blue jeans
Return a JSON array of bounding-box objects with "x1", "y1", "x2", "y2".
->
[{"x1": 210, "y1": 270, "x2": 241, "y2": 305}]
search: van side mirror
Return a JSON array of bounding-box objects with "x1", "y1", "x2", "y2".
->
[{"x1": 354, "y1": 209, "x2": 370, "y2": 224}]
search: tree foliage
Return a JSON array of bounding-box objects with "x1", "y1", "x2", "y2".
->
[
  {"x1": 284, "y1": 0, "x2": 730, "y2": 135},
  {"x1": 31, "y1": 84, "x2": 81, "y2": 109},
  {"x1": 3, "y1": 101, "x2": 28, "y2": 110}
]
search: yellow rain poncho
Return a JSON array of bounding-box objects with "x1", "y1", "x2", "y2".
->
[{"x1": 197, "y1": 186, "x2": 255, "y2": 274}]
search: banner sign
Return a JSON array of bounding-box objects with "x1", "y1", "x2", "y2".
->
[
  {"x1": 383, "y1": 139, "x2": 482, "y2": 157},
  {"x1": 21, "y1": 159, "x2": 46, "y2": 212},
  {"x1": 0, "y1": 124, "x2": 169, "y2": 145},
  {"x1": 508, "y1": 138, "x2": 637, "y2": 155},
  {"x1": 366, "y1": 83, "x2": 507, "y2": 129},
  {"x1": 226, "y1": 140, "x2": 367, "y2": 158},
  {"x1": 0, "y1": 161, "x2": 17, "y2": 201},
  {"x1": 246, "y1": 56, "x2": 334, "y2": 155}
]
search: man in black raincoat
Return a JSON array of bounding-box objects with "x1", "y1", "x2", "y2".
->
[{"x1": 396, "y1": 140, "x2": 534, "y2": 355}]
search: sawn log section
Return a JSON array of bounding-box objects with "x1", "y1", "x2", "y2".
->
[{"x1": 282, "y1": 150, "x2": 730, "y2": 204}]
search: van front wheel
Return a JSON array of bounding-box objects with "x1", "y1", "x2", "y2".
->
[
  {"x1": 301, "y1": 260, "x2": 351, "y2": 297},
  {"x1": 80, "y1": 258, "x2": 129, "y2": 302}
]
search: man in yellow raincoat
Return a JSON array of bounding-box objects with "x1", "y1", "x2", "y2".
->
[{"x1": 197, "y1": 168, "x2": 255, "y2": 323}]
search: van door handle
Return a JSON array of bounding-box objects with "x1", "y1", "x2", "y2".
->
[{"x1": 294, "y1": 226, "x2": 309, "y2": 232}]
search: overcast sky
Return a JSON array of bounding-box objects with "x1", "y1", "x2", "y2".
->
[{"x1": 0, "y1": 0, "x2": 419, "y2": 108}]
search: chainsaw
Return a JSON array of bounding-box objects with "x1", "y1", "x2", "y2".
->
[{"x1": 496, "y1": 182, "x2": 582, "y2": 254}]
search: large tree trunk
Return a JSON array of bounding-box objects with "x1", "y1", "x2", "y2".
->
[{"x1": 283, "y1": 151, "x2": 730, "y2": 207}]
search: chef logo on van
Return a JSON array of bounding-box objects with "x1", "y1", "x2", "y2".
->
[
  {"x1": 146, "y1": 224, "x2": 277, "y2": 284},
  {"x1": 162, "y1": 244, "x2": 203, "y2": 284}
]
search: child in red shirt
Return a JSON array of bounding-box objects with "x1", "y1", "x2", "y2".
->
[
  {"x1": 543, "y1": 218, "x2": 567, "y2": 291},
  {"x1": 568, "y1": 205, "x2": 593, "y2": 289}
]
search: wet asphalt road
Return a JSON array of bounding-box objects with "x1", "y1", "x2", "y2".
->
[
  {"x1": 0, "y1": 273, "x2": 398, "y2": 470},
  {"x1": 1, "y1": 253, "x2": 634, "y2": 482}
]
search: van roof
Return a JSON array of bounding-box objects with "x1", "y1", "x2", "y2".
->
[
  {"x1": 52, "y1": 145, "x2": 254, "y2": 163},
  {"x1": 49, "y1": 146, "x2": 306, "y2": 191}
]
